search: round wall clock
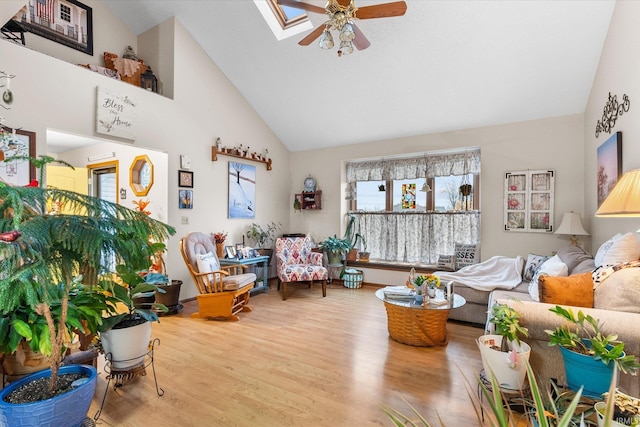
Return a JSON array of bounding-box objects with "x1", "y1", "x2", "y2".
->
[{"x1": 304, "y1": 176, "x2": 316, "y2": 192}]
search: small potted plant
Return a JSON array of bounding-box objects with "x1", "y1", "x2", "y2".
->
[
  {"x1": 213, "y1": 231, "x2": 227, "y2": 258},
  {"x1": 319, "y1": 235, "x2": 351, "y2": 265},
  {"x1": 545, "y1": 305, "x2": 640, "y2": 397},
  {"x1": 246, "y1": 221, "x2": 281, "y2": 265},
  {"x1": 412, "y1": 273, "x2": 440, "y2": 298},
  {"x1": 477, "y1": 302, "x2": 531, "y2": 390}
]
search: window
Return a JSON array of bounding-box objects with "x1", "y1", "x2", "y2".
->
[
  {"x1": 60, "y1": 4, "x2": 71, "y2": 22},
  {"x1": 254, "y1": 0, "x2": 313, "y2": 41},
  {"x1": 346, "y1": 149, "x2": 481, "y2": 265}
]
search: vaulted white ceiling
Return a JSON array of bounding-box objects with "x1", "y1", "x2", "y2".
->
[{"x1": 102, "y1": 0, "x2": 615, "y2": 152}]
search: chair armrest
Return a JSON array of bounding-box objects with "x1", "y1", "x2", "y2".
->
[{"x1": 308, "y1": 252, "x2": 324, "y2": 266}]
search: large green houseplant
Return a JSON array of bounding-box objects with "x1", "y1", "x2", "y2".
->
[
  {"x1": 0, "y1": 181, "x2": 174, "y2": 398},
  {"x1": 320, "y1": 234, "x2": 351, "y2": 265}
]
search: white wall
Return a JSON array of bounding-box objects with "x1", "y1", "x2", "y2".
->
[
  {"x1": 0, "y1": 17, "x2": 291, "y2": 300},
  {"x1": 290, "y1": 114, "x2": 586, "y2": 285},
  {"x1": 585, "y1": 1, "x2": 640, "y2": 249}
]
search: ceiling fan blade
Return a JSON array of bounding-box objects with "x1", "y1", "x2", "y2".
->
[
  {"x1": 298, "y1": 25, "x2": 327, "y2": 46},
  {"x1": 356, "y1": 1, "x2": 407, "y2": 19},
  {"x1": 352, "y1": 23, "x2": 370, "y2": 51},
  {"x1": 278, "y1": 0, "x2": 326, "y2": 15}
]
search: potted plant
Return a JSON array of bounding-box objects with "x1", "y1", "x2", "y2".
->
[
  {"x1": 246, "y1": 221, "x2": 281, "y2": 265},
  {"x1": 596, "y1": 389, "x2": 640, "y2": 426},
  {"x1": 319, "y1": 234, "x2": 351, "y2": 265},
  {"x1": 213, "y1": 231, "x2": 227, "y2": 258},
  {"x1": 97, "y1": 242, "x2": 170, "y2": 370},
  {"x1": 0, "y1": 179, "x2": 174, "y2": 425},
  {"x1": 545, "y1": 305, "x2": 640, "y2": 398},
  {"x1": 477, "y1": 302, "x2": 531, "y2": 390}
]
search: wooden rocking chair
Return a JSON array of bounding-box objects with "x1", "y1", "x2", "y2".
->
[{"x1": 180, "y1": 232, "x2": 255, "y2": 321}]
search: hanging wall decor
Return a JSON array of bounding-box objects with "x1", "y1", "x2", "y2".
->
[
  {"x1": 504, "y1": 170, "x2": 554, "y2": 233},
  {"x1": 596, "y1": 131, "x2": 622, "y2": 207},
  {"x1": 228, "y1": 162, "x2": 256, "y2": 219},
  {"x1": 96, "y1": 86, "x2": 137, "y2": 140},
  {"x1": 595, "y1": 92, "x2": 630, "y2": 138}
]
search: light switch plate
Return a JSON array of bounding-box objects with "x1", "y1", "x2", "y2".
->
[{"x1": 180, "y1": 155, "x2": 191, "y2": 169}]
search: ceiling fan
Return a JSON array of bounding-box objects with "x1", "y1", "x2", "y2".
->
[{"x1": 278, "y1": 0, "x2": 407, "y2": 56}]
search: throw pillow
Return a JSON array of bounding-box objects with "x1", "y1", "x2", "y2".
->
[
  {"x1": 538, "y1": 272, "x2": 594, "y2": 307},
  {"x1": 593, "y1": 233, "x2": 640, "y2": 268},
  {"x1": 523, "y1": 253, "x2": 549, "y2": 281},
  {"x1": 454, "y1": 242, "x2": 480, "y2": 270},
  {"x1": 556, "y1": 245, "x2": 593, "y2": 274},
  {"x1": 196, "y1": 251, "x2": 220, "y2": 273},
  {"x1": 528, "y1": 255, "x2": 569, "y2": 302},
  {"x1": 437, "y1": 254, "x2": 455, "y2": 270}
]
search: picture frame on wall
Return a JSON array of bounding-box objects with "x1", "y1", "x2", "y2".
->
[
  {"x1": 178, "y1": 170, "x2": 193, "y2": 188},
  {"x1": 179, "y1": 189, "x2": 193, "y2": 209},
  {"x1": 597, "y1": 131, "x2": 622, "y2": 207},
  {"x1": 0, "y1": 127, "x2": 36, "y2": 186},
  {"x1": 228, "y1": 162, "x2": 256, "y2": 219},
  {"x1": 11, "y1": 0, "x2": 94, "y2": 55}
]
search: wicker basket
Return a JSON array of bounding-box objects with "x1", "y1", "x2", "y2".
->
[
  {"x1": 343, "y1": 268, "x2": 363, "y2": 289},
  {"x1": 383, "y1": 301, "x2": 450, "y2": 346}
]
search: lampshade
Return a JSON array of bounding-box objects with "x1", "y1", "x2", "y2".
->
[
  {"x1": 339, "y1": 23, "x2": 355, "y2": 42},
  {"x1": 555, "y1": 212, "x2": 589, "y2": 246},
  {"x1": 596, "y1": 169, "x2": 640, "y2": 216},
  {"x1": 319, "y1": 30, "x2": 334, "y2": 50},
  {"x1": 338, "y1": 41, "x2": 354, "y2": 56}
]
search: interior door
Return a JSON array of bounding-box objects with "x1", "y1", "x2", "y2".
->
[{"x1": 46, "y1": 165, "x2": 88, "y2": 215}]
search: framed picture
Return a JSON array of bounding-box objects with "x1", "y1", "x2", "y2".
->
[
  {"x1": 11, "y1": 0, "x2": 94, "y2": 55},
  {"x1": 597, "y1": 131, "x2": 622, "y2": 207},
  {"x1": 178, "y1": 170, "x2": 193, "y2": 188},
  {"x1": 178, "y1": 189, "x2": 193, "y2": 209},
  {"x1": 0, "y1": 127, "x2": 36, "y2": 185},
  {"x1": 224, "y1": 245, "x2": 236, "y2": 259},
  {"x1": 228, "y1": 162, "x2": 256, "y2": 219}
]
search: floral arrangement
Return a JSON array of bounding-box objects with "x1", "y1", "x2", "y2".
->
[
  {"x1": 132, "y1": 199, "x2": 151, "y2": 216},
  {"x1": 213, "y1": 231, "x2": 227, "y2": 244},
  {"x1": 414, "y1": 273, "x2": 440, "y2": 289}
]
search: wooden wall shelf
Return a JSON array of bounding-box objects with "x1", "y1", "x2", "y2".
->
[{"x1": 211, "y1": 146, "x2": 272, "y2": 171}]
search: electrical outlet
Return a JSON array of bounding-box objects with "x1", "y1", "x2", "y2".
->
[{"x1": 181, "y1": 216, "x2": 189, "y2": 225}]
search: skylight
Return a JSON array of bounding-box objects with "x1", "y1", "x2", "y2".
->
[{"x1": 254, "y1": 0, "x2": 314, "y2": 41}]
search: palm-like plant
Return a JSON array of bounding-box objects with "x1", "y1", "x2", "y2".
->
[{"x1": 0, "y1": 181, "x2": 174, "y2": 393}]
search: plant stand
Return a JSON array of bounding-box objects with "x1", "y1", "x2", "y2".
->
[{"x1": 94, "y1": 338, "x2": 163, "y2": 421}]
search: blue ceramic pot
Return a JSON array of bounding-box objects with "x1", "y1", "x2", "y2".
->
[
  {"x1": 0, "y1": 364, "x2": 97, "y2": 427},
  {"x1": 559, "y1": 344, "x2": 617, "y2": 398}
]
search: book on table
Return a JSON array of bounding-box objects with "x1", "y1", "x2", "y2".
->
[{"x1": 383, "y1": 286, "x2": 414, "y2": 300}]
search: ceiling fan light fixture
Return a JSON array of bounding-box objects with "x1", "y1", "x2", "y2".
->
[
  {"x1": 339, "y1": 22, "x2": 355, "y2": 41},
  {"x1": 318, "y1": 29, "x2": 334, "y2": 49},
  {"x1": 337, "y1": 40, "x2": 354, "y2": 56}
]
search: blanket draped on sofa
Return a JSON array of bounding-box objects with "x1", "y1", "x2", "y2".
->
[{"x1": 436, "y1": 255, "x2": 524, "y2": 291}]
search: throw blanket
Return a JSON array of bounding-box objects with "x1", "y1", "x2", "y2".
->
[{"x1": 435, "y1": 255, "x2": 524, "y2": 291}]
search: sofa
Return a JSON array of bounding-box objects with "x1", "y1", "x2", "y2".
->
[{"x1": 486, "y1": 233, "x2": 640, "y2": 396}]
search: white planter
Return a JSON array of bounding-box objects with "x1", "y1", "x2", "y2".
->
[
  {"x1": 100, "y1": 321, "x2": 151, "y2": 370},
  {"x1": 595, "y1": 400, "x2": 640, "y2": 427},
  {"x1": 477, "y1": 334, "x2": 531, "y2": 390}
]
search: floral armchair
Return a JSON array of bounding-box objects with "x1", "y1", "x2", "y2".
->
[{"x1": 275, "y1": 237, "x2": 328, "y2": 300}]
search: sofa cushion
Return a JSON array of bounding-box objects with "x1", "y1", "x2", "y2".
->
[
  {"x1": 594, "y1": 267, "x2": 640, "y2": 314},
  {"x1": 538, "y1": 272, "x2": 594, "y2": 307},
  {"x1": 523, "y1": 253, "x2": 549, "y2": 281},
  {"x1": 454, "y1": 242, "x2": 480, "y2": 270},
  {"x1": 572, "y1": 258, "x2": 596, "y2": 274},
  {"x1": 529, "y1": 255, "x2": 568, "y2": 302},
  {"x1": 594, "y1": 232, "x2": 640, "y2": 268},
  {"x1": 556, "y1": 245, "x2": 593, "y2": 274}
]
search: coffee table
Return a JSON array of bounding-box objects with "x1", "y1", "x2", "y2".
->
[{"x1": 375, "y1": 287, "x2": 466, "y2": 347}]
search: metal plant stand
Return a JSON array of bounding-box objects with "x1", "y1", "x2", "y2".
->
[{"x1": 94, "y1": 338, "x2": 163, "y2": 420}]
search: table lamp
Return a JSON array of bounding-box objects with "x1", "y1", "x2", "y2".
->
[
  {"x1": 596, "y1": 169, "x2": 640, "y2": 217},
  {"x1": 554, "y1": 212, "x2": 589, "y2": 246}
]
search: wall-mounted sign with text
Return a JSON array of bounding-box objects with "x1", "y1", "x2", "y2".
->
[{"x1": 96, "y1": 86, "x2": 137, "y2": 140}]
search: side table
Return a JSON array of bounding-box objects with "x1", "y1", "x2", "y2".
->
[{"x1": 327, "y1": 263, "x2": 343, "y2": 283}]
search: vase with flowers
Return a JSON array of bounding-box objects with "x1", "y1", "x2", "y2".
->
[
  {"x1": 213, "y1": 231, "x2": 227, "y2": 258},
  {"x1": 407, "y1": 271, "x2": 440, "y2": 303}
]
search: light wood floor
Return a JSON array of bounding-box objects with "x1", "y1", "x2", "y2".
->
[{"x1": 89, "y1": 282, "x2": 489, "y2": 426}]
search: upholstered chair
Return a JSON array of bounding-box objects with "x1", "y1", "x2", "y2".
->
[{"x1": 275, "y1": 237, "x2": 328, "y2": 300}]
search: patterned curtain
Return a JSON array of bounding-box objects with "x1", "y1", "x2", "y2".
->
[
  {"x1": 346, "y1": 148, "x2": 480, "y2": 183},
  {"x1": 353, "y1": 211, "x2": 480, "y2": 264}
]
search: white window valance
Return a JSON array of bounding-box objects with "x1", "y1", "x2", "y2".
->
[{"x1": 346, "y1": 148, "x2": 481, "y2": 183}]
